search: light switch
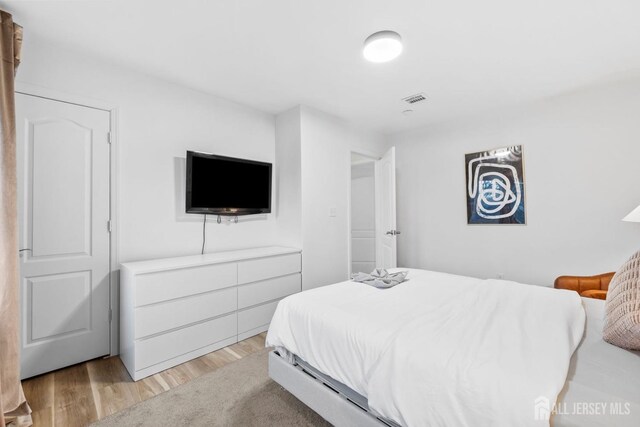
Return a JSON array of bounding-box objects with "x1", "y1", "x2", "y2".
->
[{"x1": 329, "y1": 207, "x2": 337, "y2": 217}]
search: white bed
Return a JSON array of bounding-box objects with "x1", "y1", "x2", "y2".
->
[{"x1": 266, "y1": 269, "x2": 640, "y2": 427}]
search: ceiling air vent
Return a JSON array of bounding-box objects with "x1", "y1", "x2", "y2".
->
[{"x1": 402, "y1": 93, "x2": 427, "y2": 104}]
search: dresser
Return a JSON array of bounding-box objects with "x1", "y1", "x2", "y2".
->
[{"x1": 119, "y1": 246, "x2": 301, "y2": 380}]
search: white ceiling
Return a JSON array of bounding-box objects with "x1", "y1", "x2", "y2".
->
[{"x1": 4, "y1": 0, "x2": 640, "y2": 134}]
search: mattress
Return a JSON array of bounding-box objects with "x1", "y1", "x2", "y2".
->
[
  {"x1": 269, "y1": 269, "x2": 476, "y2": 398},
  {"x1": 267, "y1": 269, "x2": 640, "y2": 426}
]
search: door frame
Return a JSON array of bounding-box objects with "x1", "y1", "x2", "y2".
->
[
  {"x1": 347, "y1": 150, "x2": 380, "y2": 277},
  {"x1": 15, "y1": 82, "x2": 120, "y2": 356}
]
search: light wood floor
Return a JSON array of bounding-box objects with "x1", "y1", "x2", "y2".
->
[{"x1": 21, "y1": 333, "x2": 267, "y2": 427}]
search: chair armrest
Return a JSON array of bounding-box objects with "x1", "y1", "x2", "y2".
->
[
  {"x1": 579, "y1": 289, "x2": 608, "y2": 300},
  {"x1": 554, "y1": 272, "x2": 616, "y2": 294}
]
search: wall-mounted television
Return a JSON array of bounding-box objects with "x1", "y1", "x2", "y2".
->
[{"x1": 186, "y1": 151, "x2": 272, "y2": 216}]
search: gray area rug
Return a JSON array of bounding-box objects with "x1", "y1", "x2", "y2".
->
[{"x1": 91, "y1": 349, "x2": 330, "y2": 426}]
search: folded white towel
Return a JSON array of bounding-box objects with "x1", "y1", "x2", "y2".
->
[{"x1": 351, "y1": 268, "x2": 408, "y2": 289}]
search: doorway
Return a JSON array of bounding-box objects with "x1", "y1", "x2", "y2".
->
[
  {"x1": 350, "y1": 153, "x2": 377, "y2": 274},
  {"x1": 349, "y1": 147, "x2": 398, "y2": 275}
]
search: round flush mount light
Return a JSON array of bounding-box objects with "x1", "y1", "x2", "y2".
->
[{"x1": 363, "y1": 30, "x2": 403, "y2": 63}]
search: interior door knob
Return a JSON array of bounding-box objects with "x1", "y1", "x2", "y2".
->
[{"x1": 386, "y1": 230, "x2": 401, "y2": 236}]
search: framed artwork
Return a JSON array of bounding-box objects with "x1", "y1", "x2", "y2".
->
[{"x1": 465, "y1": 145, "x2": 526, "y2": 225}]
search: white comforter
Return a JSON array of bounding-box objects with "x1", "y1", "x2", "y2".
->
[{"x1": 266, "y1": 269, "x2": 586, "y2": 427}]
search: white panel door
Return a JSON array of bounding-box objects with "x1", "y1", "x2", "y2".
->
[
  {"x1": 16, "y1": 94, "x2": 111, "y2": 379},
  {"x1": 375, "y1": 147, "x2": 398, "y2": 269}
]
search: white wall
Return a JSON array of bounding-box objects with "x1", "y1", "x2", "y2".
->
[
  {"x1": 17, "y1": 38, "x2": 278, "y2": 263},
  {"x1": 275, "y1": 106, "x2": 386, "y2": 290},
  {"x1": 388, "y1": 77, "x2": 640, "y2": 286},
  {"x1": 275, "y1": 107, "x2": 302, "y2": 248},
  {"x1": 351, "y1": 161, "x2": 376, "y2": 273},
  {"x1": 300, "y1": 106, "x2": 386, "y2": 290}
]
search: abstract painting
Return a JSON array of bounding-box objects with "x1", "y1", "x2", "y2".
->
[{"x1": 465, "y1": 145, "x2": 526, "y2": 225}]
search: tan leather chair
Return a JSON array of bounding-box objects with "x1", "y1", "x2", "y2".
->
[{"x1": 554, "y1": 272, "x2": 615, "y2": 300}]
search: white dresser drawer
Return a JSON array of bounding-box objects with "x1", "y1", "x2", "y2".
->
[
  {"x1": 135, "y1": 262, "x2": 237, "y2": 307},
  {"x1": 238, "y1": 273, "x2": 300, "y2": 309},
  {"x1": 135, "y1": 313, "x2": 237, "y2": 370},
  {"x1": 135, "y1": 287, "x2": 237, "y2": 339},
  {"x1": 238, "y1": 300, "x2": 280, "y2": 334},
  {"x1": 237, "y1": 253, "x2": 301, "y2": 284}
]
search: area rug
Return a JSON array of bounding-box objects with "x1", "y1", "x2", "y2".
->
[{"x1": 91, "y1": 349, "x2": 330, "y2": 426}]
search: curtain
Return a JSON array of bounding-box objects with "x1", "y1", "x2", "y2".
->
[{"x1": 0, "y1": 9, "x2": 30, "y2": 427}]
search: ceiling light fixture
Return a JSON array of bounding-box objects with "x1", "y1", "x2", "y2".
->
[{"x1": 363, "y1": 30, "x2": 403, "y2": 63}]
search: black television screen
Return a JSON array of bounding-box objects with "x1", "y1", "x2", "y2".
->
[{"x1": 186, "y1": 151, "x2": 272, "y2": 215}]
